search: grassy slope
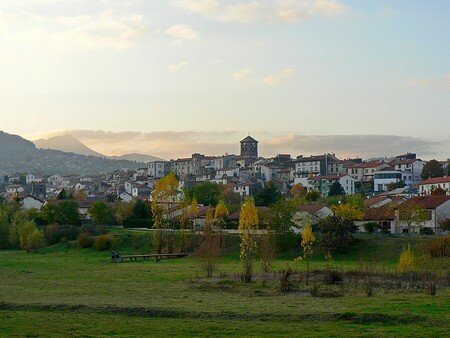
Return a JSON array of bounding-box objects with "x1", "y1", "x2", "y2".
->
[{"x1": 0, "y1": 237, "x2": 449, "y2": 337}]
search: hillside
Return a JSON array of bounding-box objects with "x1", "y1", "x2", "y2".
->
[
  {"x1": 34, "y1": 134, "x2": 104, "y2": 157},
  {"x1": 0, "y1": 131, "x2": 145, "y2": 175},
  {"x1": 111, "y1": 153, "x2": 165, "y2": 162}
]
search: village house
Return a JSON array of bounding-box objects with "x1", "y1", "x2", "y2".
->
[
  {"x1": 392, "y1": 195, "x2": 450, "y2": 234},
  {"x1": 373, "y1": 168, "x2": 402, "y2": 192},
  {"x1": 307, "y1": 174, "x2": 355, "y2": 197},
  {"x1": 292, "y1": 204, "x2": 332, "y2": 231},
  {"x1": 419, "y1": 176, "x2": 450, "y2": 195},
  {"x1": 389, "y1": 153, "x2": 424, "y2": 185},
  {"x1": 295, "y1": 153, "x2": 339, "y2": 178}
]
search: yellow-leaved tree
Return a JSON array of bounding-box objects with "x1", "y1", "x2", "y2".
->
[
  {"x1": 214, "y1": 199, "x2": 229, "y2": 247},
  {"x1": 332, "y1": 203, "x2": 364, "y2": 221},
  {"x1": 239, "y1": 198, "x2": 259, "y2": 283},
  {"x1": 398, "y1": 245, "x2": 414, "y2": 273},
  {"x1": 300, "y1": 222, "x2": 315, "y2": 284},
  {"x1": 151, "y1": 173, "x2": 179, "y2": 254}
]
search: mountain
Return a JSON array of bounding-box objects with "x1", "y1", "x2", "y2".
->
[
  {"x1": 34, "y1": 134, "x2": 104, "y2": 157},
  {"x1": 111, "y1": 153, "x2": 165, "y2": 162},
  {"x1": 0, "y1": 131, "x2": 145, "y2": 175}
]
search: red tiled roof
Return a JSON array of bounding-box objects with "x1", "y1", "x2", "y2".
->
[
  {"x1": 364, "y1": 196, "x2": 389, "y2": 208},
  {"x1": 347, "y1": 161, "x2": 385, "y2": 169},
  {"x1": 397, "y1": 196, "x2": 450, "y2": 209},
  {"x1": 363, "y1": 205, "x2": 395, "y2": 221},
  {"x1": 419, "y1": 176, "x2": 450, "y2": 185},
  {"x1": 297, "y1": 203, "x2": 328, "y2": 213}
]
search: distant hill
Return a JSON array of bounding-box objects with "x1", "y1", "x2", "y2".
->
[
  {"x1": 111, "y1": 153, "x2": 165, "y2": 163},
  {"x1": 34, "y1": 134, "x2": 105, "y2": 157},
  {"x1": 33, "y1": 134, "x2": 165, "y2": 163},
  {"x1": 0, "y1": 131, "x2": 145, "y2": 175}
]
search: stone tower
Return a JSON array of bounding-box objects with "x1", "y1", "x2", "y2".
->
[{"x1": 240, "y1": 135, "x2": 258, "y2": 158}]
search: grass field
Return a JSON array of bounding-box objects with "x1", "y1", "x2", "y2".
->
[{"x1": 0, "y1": 235, "x2": 449, "y2": 337}]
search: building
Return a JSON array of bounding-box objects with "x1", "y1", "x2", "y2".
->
[
  {"x1": 148, "y1": 161, "x2": 170, "y2": 178},
  {"x1": 307, "y1": 174, "x2": 355, "y2": 196},
  {"x1": 295, "y1": 154, "x2": 339, "y2": 178},
  {"x1": 347, "y1": 161, "x2": 390, "y2": 182},
  {"x1": 374, "y1": 168, "x2": 402, "y2": 192},
  {"x1": 240, "y1": 135, "x2": 258, "y2": 158},
  {"x1": 292, "y1": 204, "x2": 332, "y2": 231},
  {"x1": 393, "y1": 195, "x2": 450, "y2": 234},
  {"x1": 419, "y1": 176, "x2": 450, "y2": 195},
  {"x1": 389, "y1": 154, "x2": 424, "y2": 185}
]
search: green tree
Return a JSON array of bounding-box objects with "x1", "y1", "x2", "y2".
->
[
  {"x1": 328, "y1": 181, "x2": 345, "y2": 197},
  {"x1": 190, "y1": 181, "x2": 221, "y2": 206},
  {"x1": 318, "y1": 215, "x2": 358, "y2": 254},
  {"x1": 421, "y1": 160, "x2": 444, "y2": 180},
  {"x1": 88, "y1": 201, "x2": 112, "y2": 225},
  {"x1": 132, "y1": 200, "x2": 152, "y2": 219},
  {"x1": 23, "y1": 228, "x2": 46, "y2": 253},
  {"x1": 305, "y1": 190, "x2": 320, "y2": 202},
  {"x1": 40, "y1": 204, "x2": 60, "y2": 225},
  {"x1": 57, "y1": 200, "x2": 82, "y2": 225},
  {"x1": 397, "y1": 201, "x2": 428, "y2": 235},
  {"x1": 254, "y1": 181, "x2": 280, "y2": 206}
]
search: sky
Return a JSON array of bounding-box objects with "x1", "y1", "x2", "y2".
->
[{"x1": 0, "y1": 0, "x2": 449, "y2": 160}]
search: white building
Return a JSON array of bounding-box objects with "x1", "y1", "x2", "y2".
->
[
  {"x1": 374, "y1": 169, "x2": 402, "y2": 192},
  {"x1": 307, "y1": 174, "x2": 355, "y2": 196},
  {"x1": 419, "y1": 176, "x2": 450, "y2": 195},
  {"x1": 21, "y1": 195, "x2": 44, "y2": 210},
  {"x1": 148, "y1": 161, "x2": 169, "y2": 178},
  {"x1": 389, "y1": 158, "x2": 424, "y2": 185}
]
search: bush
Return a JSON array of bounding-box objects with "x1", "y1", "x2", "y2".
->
[
  {"x1": 22, "y1": 229, "x2": 46, "y2": 253},
  {"x1": 419, "y1": 227, "x2": 434, "y2": 235},
  {"x1": 45, "y1": 224, "x2": 79, "y2": 245},
  {"x1": 94, "y1": 235, "x2": 114, "y2": 251},
  {"x1": 428, "y1": 235, "x2": 450, "y2": 258},
  {"x1": 77, "y1": 232, "x2": 94, "y2": 248},
  {"x1": 318, "y1": 216, "x2": 359, "y2": 254},
  {"x1": 279, "y1": 265, "x2": 294, "y2": 292},
  {"x1": 324, "y1": 270, "x2": 343, "y2": 285},
  {"x1": 398, "y1": 246, "x2": 414, "y2": 273},
  {"x1": 80, "y1": 224, "x2": 107, "y2": 236},
  {"x1": 363, "y1": 222, "x2": 378, "y2": 233}
]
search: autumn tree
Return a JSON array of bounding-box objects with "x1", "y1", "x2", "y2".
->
[
  {"x1": 115, "y1": 201, "x2": 134, "y2": 225},
  {"x1": 332, "y1": 203, "x2": 364, "y2": 221},
  {"x1": 300, "y1": 222, "x2": 315, "y2": 284},
  {"x1": 305, "y1": 190, "x2": 321, "y2": 202},
  {"x1": 421, "y1": 160, "x2": 444, "y2": 180},
  {"x1": 197, "y1": 210, "x2": 220, "y2": 277},
  {"x1": 397, "y1": 201, "x2": 428, "y2": 235},
  {"x1": 239, "y1": 198, "x2": 259, "y2": 282},
  {"x1": 214, "y1": 199, "x2": 228, "y2": 246},
  {"x1": 151, "y1": 173, "x2": 179, "y2": 254},
  {"x1": 290, "y1": 183, "x2": 307, "y2": 199}
]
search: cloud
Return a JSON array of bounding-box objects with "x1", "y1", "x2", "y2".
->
[
  {"x1": 262, "y1": 68, "x2": 295, "y2": 84},
  {"x1": 32, "y1": 129, "x2": 446, "y2": 160},
  {"x1": 174, "y1": 0, "x2": 349, "y2": 23},
  {"x1": 167, "y1": 61, "x2": 189, "y2": 72},
  {"x1": 405, "y1": 73, "x2": 450, "y2": 90},
  {"x1": 0, "y1": 9, "x2": 147, "y2": 50},
  {"x1": 165, "y1": 23, "x2": 199, "y2": 40},
  {"x1": 232, "y1": 68, "x2": 251, "y2": 79}
]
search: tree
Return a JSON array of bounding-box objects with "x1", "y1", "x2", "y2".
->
[
  {"x1": 259, "y1": 230, "x2": 275, "y2": 278},
  {"x1": 431, "y1": 186, "x2": 446, "y2": 196},
  {"x1": 214, "y1": 199, "x2": 229, "y2": 246},
  {"x1": 57, "y1": 189, "x2": 68, "y2": 200},
  {"x1": 328, "y1": 181, "x2": 345, "y2": 197},
  {"x1": 397, "y1": 201, "x2": 428, "y2": 235},
  {"x1": 318, "y1": 215, "x2": 358, "y2": 254},
  {"x1": 23, "y1": 229, "x2": 46, "y2": 253},
  {"x1": 197, "y1": 210, "x2": 220, "y2": 277},
  {"x1": 290, "y1": 183, "x2": 306, "y2": 199},
  {"x1": 332, "y1": 203, "x2": 364, "y2": 221},
  {"x1": 421, "y1": 160, "x2": 444, "y2": 180},
  {"x1": 398, "y1": 245, "x2": 414, "y2": 273},
  {"x1": 88, "y1": 201, "x2": 112, "y2": 225},
  {"x1": 239, "y1": 198, "x2": 259, "y2": 282},
  {"x1": 300, "y1": 222, "x2": 315, "y2": 284},
  {"x1": 387, "y1": 180, "x2": 405, "y2": 192},
  {"x1": 190, "y1": 181, "x2": 221, "y2": 206},
  {"x1": 254, "y1": 181, "x2": 280, "y2": 206},
  {"x1": 115, "y1": 201, "x2": 134, "y2": 225},
  {"x1": 40, "y1": 204, "x2": 60, "y2": 225},
  {"x1": 132, "y1": 200, "x2": 152, "y2": 220},
  {"x1": 151, "y1": 173, "x2": 179, "y2": 254},
  {"x1": 305, "y1": 190, "x2": 320, "y2": 202},
  {"x1": 57, "y1": 200, "x2": 81, "y2": 225},
  {"x1": 73, "y1": 190, "x2": 87, "y2": 202}
]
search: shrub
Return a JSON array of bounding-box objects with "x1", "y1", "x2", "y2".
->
[
  {"x1": 123, "y1": 219, "x2": 152, "y2": 229},
  {"x1": 80, "y1": 224, "x2": 107, "y2": 236},
  {"x1": 318, "y1": 215, "x2": 359, "y2": 254},
  {"x1": 23, "y1": 229, "x2": 46, "y2": 253},
  {"x1": 279, "y1": 265, "x2": 294, "y2": 292},
  {"x1": 428, "y1": 235, "x2": 450, "y2": 258},
  {"x1": 94, "y1": 235, "x2": 114, "y2": 251},
  {"x1": 324, "y1": 270, "x2": 343, "y2": 285},
  {"x1": 398, "y1": 246, "x2": 414, "y2": 273},
  {"x1": 45, "y1": 224, "x2": 79, "y2": 245},
  {"x1": 77, "y1": 232, "x2": 94, "y2": 248},
  {"x1": 363, "y1": 222, "x2": 378, "y2": 233},
  {"x1": 419, "y1": 227, "x2": 434, "y2": 235}
]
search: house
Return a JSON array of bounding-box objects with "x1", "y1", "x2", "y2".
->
[
  {"x1": 233, "y1": 182, "x2": 260, "y2": 197},
  {"x1": 295, "y1": 154, "x2": 339, "y2": 178},
  {"x1": 20, "y1": 195, "x2": 45, "y2": 210},
  {"x1": 389, "y1": 154, "x2": 424, "y2": 185},
  {"x1": 216, "y1": 167, "x2": 239, "y2": 179},
  {"x1": 347, "y1": 161, "x2": 390, "y2": 182},
  {"x1": 292, "y1": 204, "x2": 332, "y2": 231},
  {"x1": 356, "y1": 205, "x2": 395, "y2": 233},
  {"x1": 419, "y1": 176, "x2": 450, "y2": 195},
  {"x1": 373, "y1": 168, "x2": 402, "y2": 192},
  {"x1": 5, "y1": 184, "x2": 24, "y2": 195},
  {"x1": 392, "y1": 195, "x2": 450, "y2": 234},
  {"x1": 307, "y1": 174, "x2": 355, "y2": 196}
]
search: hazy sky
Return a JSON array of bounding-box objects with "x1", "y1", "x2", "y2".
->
[{"x1": 1, "y1": 1, "x2": 449, "y2": 159}]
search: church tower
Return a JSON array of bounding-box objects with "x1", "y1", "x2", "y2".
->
[{"x1": 240, "y1": 135, "x2": 258, "y2": 158}]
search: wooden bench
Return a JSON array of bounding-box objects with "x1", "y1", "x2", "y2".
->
[{"x1": 113, "y1": 253, "x2": 188, "y2": 262}]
